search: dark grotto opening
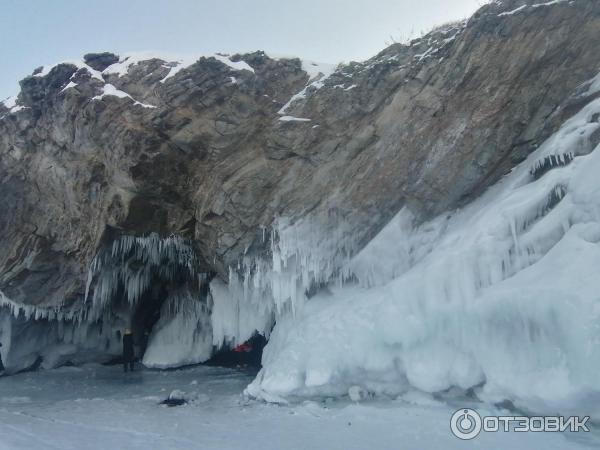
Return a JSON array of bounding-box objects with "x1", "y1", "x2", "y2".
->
[
  {"x1": 131, "y1": 285, "x2": 167, "y2": 347},
  {"x1": 207, "y1": 333, "x2": 268, "y2": 369}
]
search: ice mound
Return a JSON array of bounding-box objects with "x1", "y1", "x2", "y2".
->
[{"x1": 247, "y1": 79, "x2": 600, "y2": 417}]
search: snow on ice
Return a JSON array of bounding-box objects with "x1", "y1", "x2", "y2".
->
[{"x1": 0, "y1": 364, "x2": 595, "y2": 450}]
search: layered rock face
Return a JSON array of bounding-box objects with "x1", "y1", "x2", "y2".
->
[{"x1": 0, "y1": 0, "x2": 599, "y2": 368}]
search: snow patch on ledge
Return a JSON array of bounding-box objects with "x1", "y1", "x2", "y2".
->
[
  {"x1": 498, "y1": 0, "x2": 568, "y2": 17},
  {"x1": 1, "y1": 95, "x2": 17, "y2": 109},
  {"x1": 498, "y1": 5, "x2": 528, "y2": 16},
  {"x1": 60, "y1": 81, "x2": 78, "y2": 93},
  {"x1": 278, "y1": 115, "x2": 311, "y2": 122},
  {"x1": 531, "y1": 0, "x2": 568, "y2": 7},
  {"x1": 275, "y1": 57, "x2": 337, "y2": 116},
  {"x1": 0, "y1": 96, "x2": 28, "y2": 119},
  {"x1": 92, "y1": 84, "x2": 157, "y2": 108},
  {"x1": 34, "y1": 60, "x2": 104, "y2": 81}
]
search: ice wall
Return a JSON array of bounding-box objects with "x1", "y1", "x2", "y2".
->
[
  {"x1": 208, "y1": 213, "x2": 358, "y2": 349},
  {"x1": 143, "y1": 289, "x2": 213, "y2": 368},
  {"x1": 247, "y1": 78, "x2": 600, "y2": 416},
  {"x1": 0, "y1": 232, "x2": 209, "y2": 372},
  {"x1": 0, "y1": 301, "x2": 121, "y2": 373}
]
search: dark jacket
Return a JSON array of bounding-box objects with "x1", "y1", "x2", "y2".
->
[{"x1": 123, "y1": 334, "x2": 134, "y2": 361}]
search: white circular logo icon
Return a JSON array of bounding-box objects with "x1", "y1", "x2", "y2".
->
[{"x1": 450, "y1": 408, "x2": 482, "y2": 440}]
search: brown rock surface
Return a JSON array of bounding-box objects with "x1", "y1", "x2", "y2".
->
[{"x1": 1, "y1": 0, "x2": 599, "y2": 310}]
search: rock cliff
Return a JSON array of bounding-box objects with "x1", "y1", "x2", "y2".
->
[{"x1": 1, "y1": 0, "x2": 599, "y2": 369}]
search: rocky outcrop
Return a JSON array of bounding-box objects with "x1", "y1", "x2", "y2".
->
[{"x1": 1, "y1": 0, "x2": 599, "y2": 315}]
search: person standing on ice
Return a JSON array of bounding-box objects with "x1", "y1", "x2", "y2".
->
[{"x1": 122, "y1": 329, "x2": 135, "y2": 372}]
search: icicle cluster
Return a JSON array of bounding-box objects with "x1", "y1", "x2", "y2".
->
[
  {"x1": 530, "y1": 152, "x2": 574, "y2": 180},
  {"x1": 85, "y1": 233, "x2": 204, "y2": 318},
  {"x1": 0, "y1": 289, "x2": 84, "y2": 322},
  {"x1": 0, "y1": 289, "x2": 121, "y2": 373},
  {"x1": 209, "y1": 214, "x2": 361, "y2": 347}
]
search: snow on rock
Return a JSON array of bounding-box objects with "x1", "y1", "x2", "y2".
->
[
  {"x1": 101, "y1": 51, "x2": 254, "y2": 82},
  {"x1": 300, "y1": 60, "x2": 337, "y2": 81},
  {"x1": 498, "y1": 0, "x2": 567, "y2": 17},
  {"x1": 103, "y1": 51, "x2": 187, "y2": 77},
  {"x1": 498, "y1": 5, "x2": 528, "y2": 16},
  {"x1": 532, "y1": 0, "x2": 568, "y2": 8},
  {"x1": 276, "y1": 57, "x2": 337, "y2": 115},
  {"x1": 0, "y1": 96, "x2": 27, "y2": 117},
  {"x1": 278, "y1": 115, "x2": 311, "y2": 122},
  {"x1": 92, "y1": 83, "x2": 130, "y2": 101},
  {"x1": 1, "y1": 96, "x2": 17, "y2": 109},
  {"x1": 91, "y1": 83, "x2": 156, "y2": 108},
  {"x1": 248, "y1": 79, "x2": 600, "y2": 418},
  {"x1": 60, "y1": 81, "x2": 78, "y2": 93},
  {"x1": 213, "y1": 53, "x2": 254, "y2": 73},
  {"x1": 34, "y1": 60, "x2": 104, "y2": 81}
]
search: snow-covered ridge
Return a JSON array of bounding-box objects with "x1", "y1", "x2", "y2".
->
[
  {"x1": 102, "y1": 51, "x2": 255, "y2": 81},
  {"x1": 0, "y1": 51, "x2": 259, "y2": 116}
]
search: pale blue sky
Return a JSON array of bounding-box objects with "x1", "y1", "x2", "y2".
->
[{"x1": 0, "y1": 0, "x2": 483, "y2": 100}]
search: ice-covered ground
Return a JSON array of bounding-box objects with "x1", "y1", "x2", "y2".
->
[{"x1": 0, "y1": 364, "x2": 596, "y2": 450}]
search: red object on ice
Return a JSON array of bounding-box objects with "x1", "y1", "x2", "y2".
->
[{"x1": 233, "y1": 343, "x2": 253, "y2": 353}]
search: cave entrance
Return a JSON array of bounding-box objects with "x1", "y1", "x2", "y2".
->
[
  {"x1": 207, "y1": 333, "x2": 267, "y2": 368},
  {"x1": 130, "y1": 284, "x2": 169, "y2": 356}
]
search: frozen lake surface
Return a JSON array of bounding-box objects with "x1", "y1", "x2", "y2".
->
[{"x1": 0, "y1": 364, "x2": 597, "y2": 450}]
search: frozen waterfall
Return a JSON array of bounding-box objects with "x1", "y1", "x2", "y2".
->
[{"x1": 243, "y1": 77, "x2": 600, "y2": 417}]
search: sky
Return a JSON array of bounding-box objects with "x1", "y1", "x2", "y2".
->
[{"x1": 0, "y1": 0, "x2": 484, "y2": 101}]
